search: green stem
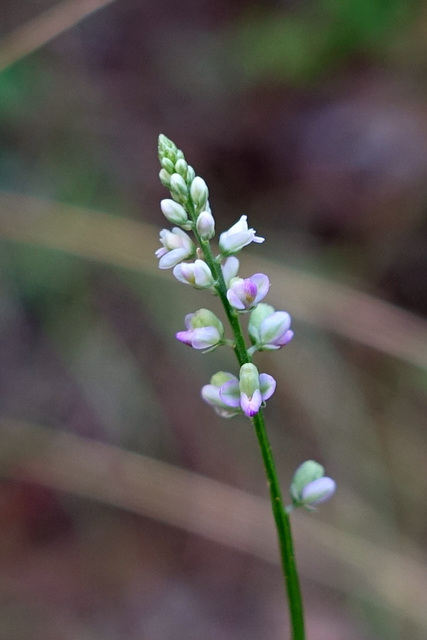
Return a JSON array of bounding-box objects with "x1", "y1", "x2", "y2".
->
[
  {"x1": 252, "y1": 410, "x2": 305, "y2": 640},
  {"x1": 188, "y1": 199, "x2": 305, "y2": 638}
]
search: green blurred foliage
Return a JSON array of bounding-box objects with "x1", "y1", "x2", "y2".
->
[{"x1": 232, "y1": 0, "x2": 417, "y2": 84}]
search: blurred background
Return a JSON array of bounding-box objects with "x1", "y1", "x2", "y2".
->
[{"x1": 0, "y1": 0, "x2": 427, "y2": 638}]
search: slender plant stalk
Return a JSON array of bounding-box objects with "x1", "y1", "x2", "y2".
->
[
  {"x1": 190, "y1": 206, "x2": 306, "y2": 639},
  {"x1": 252, "y1": 410, "x2": 305, "y2": 640}
]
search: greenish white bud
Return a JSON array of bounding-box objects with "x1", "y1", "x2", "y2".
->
[
  {"x1": 190, "y1": 177, "x2": 209, "y2": 210},
  {"x1": 160, "y1": 199, "x2": 189, "y2": 226},
  {"x1": 290, "y1": 460, "x2": 336, "y2": 509},
  {"x1": 159, "y1": 169, "x2": 171, "y2": 188},
  {"x1": 170, "y1": 173, "x2": 188, "y2": 200},
  {"x1": 239, "y1": 363, "x2": 260, "y2": 399},
  {"x1": 161, "y1": 158, "x2": 175, "y2": 174},
  {"x1": 196, "y1": 211, "x2": 215, "y2": 240},
  {"x1": 186, "y1": 165, "x2": 196, "y2": 183},
  {"x1": 175, "y1": 158, "x2": 188, "y2": 178}
]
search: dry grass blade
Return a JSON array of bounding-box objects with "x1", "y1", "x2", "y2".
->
[
  {"x1": 1, "y1": 419, "x2": 427, "y2": 631},
  {"x1": 0, "y1": 0, "x2": 116, "y2": 72},
  {"x1": 1, "y1": 190, "x2": 427, "y2": 369}
]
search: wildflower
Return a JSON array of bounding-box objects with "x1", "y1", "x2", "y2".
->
[
  {"x1": 248, "y1": 303, "x2": 294, "y2": 352},
  {"x1": 176, "y1": 309, "x2": 224, "y2": 351},
  {"x1": 219, "y1": 363, "x2": 276, "y2": 418},
  {"x1": 201, "y1": 371, "x2": 242, "y2": 418},
  {"x1": 290, "y1": 460, "x2": 336, "y2": 510},
  {"x1": 173, "y1": 259, "x2": 215, "y2": 289},
  {"x1": 219, "y1": 215, "x2": 265, "y2": 256},
  {"x1": 155, "y1": 227, "x2": 195, "y2": 269},
  {"x1": 227, "y1": 273, "x2": 270, "y2": 311}
]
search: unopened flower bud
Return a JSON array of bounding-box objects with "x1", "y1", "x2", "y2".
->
[
  {"x1": 186, "y1": 165, "x2": 196, "y2": 183},
  {"x1": 196, "y1": 210, "x2": 215, "y2": 240},
  {"x1": 170, "y1": 173, "x2": 188, "y2": 200},
  {"x1": 190, "y1": 177, "x2": 209, "y2": 210},
  {"x1": 160, "y1": 199, "x2": 189, "y2": 226},
  {"x1": 175, "y1": 158, "x2": 189, "y2": 178},
  {"x1": 290, "y1": 460, "x2": 336, "y2": 510},
  {"x1": 161, "y1": 158, "x2": 175, "y2": 174},
  {"x1": 159, "y1": 169, "x2": 171, "y2": 188}
]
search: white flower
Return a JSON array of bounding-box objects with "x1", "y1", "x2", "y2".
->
[
  {"x1": 219, "y1": 215, "x2": 264, "y2": 255},
  {"x1": 155, "y1": 227, "x2": 195, "y2": 269},
  {"x1": 173, "y1": 259, "x2": 215, "y2": 289}
]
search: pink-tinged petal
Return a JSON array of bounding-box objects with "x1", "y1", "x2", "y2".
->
[
  {"x1": 173, "y1": 263, "x2": 192, "y2": 283},
  {"x1": 219, "y1": 379, "x2": 241, "y2": 408},
  {"x1": 227, "y1": 287, "x2": 246, "y2": 310},
  {"x1": 175, "y1": 330, "x2": 193, "y2": 346},
  {"x1": 242, "y1": 279, "x2": 257, "y2": 300},
  {"x1": 301, "y1": 477, "x2": 336, "y2": 505},
  {"x1": 158, "y1": 248, "x2": 189, "y2": 269},
  {"x1": 251, "y1": 274, "x2": 270, "y2": 303},
  {"x1": 201, "y1": 384, "x2": 222, "y2": 406},
  {"x1": 260, "y1": 312, "x2": 292, "y2": 343},
  {"x1": 191, "y1": 327, "x2": 221, "y2": 349},
  {"x1": 274, "y1": 329, "x2": 294, "y2": 346},
  {"x1": 259, "y1": 373, "x2": 276, "y2": 401},
  {"x1": 240, "y1": 389, "x2": 262, "y2": 417},
  {"x1": 155, "y1": 247, "x2": 167, "y2": 259}
]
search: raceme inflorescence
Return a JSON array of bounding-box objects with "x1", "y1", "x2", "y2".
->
[{"x1": 155, "y1": 134, "x2": 335, "y2": 639}]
